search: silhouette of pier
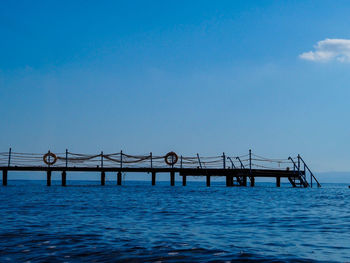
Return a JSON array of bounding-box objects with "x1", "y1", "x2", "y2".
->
[{"x1": 0, "y1": 149, "x2": 321, "y2": 188}]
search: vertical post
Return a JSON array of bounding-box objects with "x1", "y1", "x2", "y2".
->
[
  {"x1": 206, "y1": 175, "x2": 210, "y2": 187},
  {"x1": 8, "y1": 148, "x2": 11, "y2": 167},
  {"x1": 48, "y1": 150, "x2": 51, "y2": 168},
  {"x1": 47, "y1": 170, "x2": 51, "y2": 186},
  {"x1": 249, "y1": 149, "x2": 254, "y2": 187},
  {"x1": 310, "y1": 175, "x2": 312, "y2": 188},
  {"x1": 223, "y1": 152, "x2": 226, "y2": 169},
  {"x1": 250, "y1": 177, "x2": 255, "y2": 187},
  {"x1": 170, "y1": 171, "x2": 175, "y2": 186},
  {"x1": 65, "y1": 149, "x2": 68, "y2": 168},
  {"x1": 276, "y1": 176, "x2": 281, "y2": 187},
  {"x1": 243, "y1": 176, "x2": 247, "y2": 186},
  {"x1": 152, "y1": 172, "x2": 156, "y2": 185},
  {"x1": 304, "y1": 163, "x2": 309, "y2": 187},
  {"x1": 2, "y1": 170, "x2": 7, "y2": 186},
  {"x1": 249, "y1": 149, "x2": 252, "y2": 173},
  {"x1": 117, "y1": 171, "x2": 122, "y2": 185},
  {"x1": 120, "y1": 150, "x2": 123, "y2": 169},
  {"x1": 226, "y1": 175, "x2": 233, "y2": 186},
  {"x1": 62, "y1": 171, "x2": 67, "y2": 186},
  {"x1": 182, "y1": 175, "x2": 186, "y2": 186},
  {"x1": 180, "y1": 155, "x2": 183, "y2": 169},
  {"x1": 297, "y1": 154, "x2": 300, "y2": 172},
  {"x1": 100, "y1": 152, "x2": 104, "y2": 186},
  {"x1": 310, "y1": 171, "x2": 313, "y2": 188},
  {"x1": 150, "y1": 152, "x2": 153, "y2": 168},
  {"x1": 101, "y1": 171, "x2": 105, "y2": 186}
]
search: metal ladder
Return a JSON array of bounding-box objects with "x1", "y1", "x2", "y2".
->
[{"x1": 288, "y1": 155, "x2": 321, "y2": 188}]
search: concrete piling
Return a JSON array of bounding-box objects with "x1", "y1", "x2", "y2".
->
[
  {"x1": 62, "y1": 171, "x2": 66, "y2": 186},
  {"x1": 101, "y1": 171, "x2": 105, "y2": 186},
  {"x1": 152, "y1": 172, "x2": 156, "y2": 185},
  {"x1": 47, "y1": 170, "x2": 51, "y2": 186},
  {"x1": 117, "y1": 171, "x2": 122, "y2": 185},
  {"x1": 2, "y1": 170, "x2": 7, "y2": 186},
  {"x1": 170, "y1": 171, "x2": 175, "y2": 186}
]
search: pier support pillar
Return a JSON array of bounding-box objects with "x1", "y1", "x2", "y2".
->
[
  {"x1": 2, "y1": 170, "x2": 7, "y2": 186},
  {"x1": 250, "y1": 177, "x2": 255, "y2": 187},
  {"x1": 206, "y1": 175, "x2": 210, "y2": 187},
  {"x1": 276, "y1": 176, "x2": 281, "y2": 187},
  {"x1": 47, "y1": 170, "x2": 51, "y2": 186},
  {"x1": 62, "y1": 171, "x2": 66, "y2": 187},
  {"x1": 170, "y1": 171, "x2": 175, "y2": 186},
  {"x1": 117, "y1": 171, "x2": 122, "y2": 186},
  {"x1": 225, "y1": 175, "x2": 230, "y2": 186},
  {"x1": 226, "y1": 175, "x2": 233, "y2": 187},
  {"x1": 152, "y1": 172, "x2": 156, "y2": 186},
  {"x1": 101, "y1": 171, "x2": 105, "y2": 186},
  {"x1": 243, "y1": 176, "x2": 247, "y2": 186},
  {"x1": 182, "y1": 175, "x2": 186, "y2": 186}
]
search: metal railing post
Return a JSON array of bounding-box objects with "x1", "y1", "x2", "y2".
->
[
  {"x1": 223, "y1": 152, "x2": 226, "y2": 169},
  {"x1": 150, "y1": 152, "x2": 152, "y2": 168},
  {"x1": 249, "y1": 149, "x2": 252, "y2": 175},
  {"x1": 8, "y1": 148, "x2": 11, "y2": 167},
  {"x1": 101, "y1": 151, "x2": 103, "y2": 168},
  {"x1": 48, "y1": 150, "x2": 51, "y2": 168}
]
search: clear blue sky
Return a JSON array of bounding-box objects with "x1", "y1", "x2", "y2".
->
[{"x1": 1, "y1": 0, "x2": 350, "y2": 173}]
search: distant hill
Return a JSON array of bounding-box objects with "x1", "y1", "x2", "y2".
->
[
  {"x1": 4, "y1": 171, "x2": 350, "y2": 184},
  {"x1": 315, "y1": 172, "x2": 350, "y2": 184}
]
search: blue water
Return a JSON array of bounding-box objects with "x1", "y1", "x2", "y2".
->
[{"x1": 0, "y1": 180, "x2": 350, "y2": 262}]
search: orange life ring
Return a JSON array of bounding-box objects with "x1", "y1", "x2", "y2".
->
[
  {"x1": 43, "y1": 152, "x2": 57, "y2": 165},
  {"x1": 164, "y1": 152, "x2": 178, "y2": 166}
]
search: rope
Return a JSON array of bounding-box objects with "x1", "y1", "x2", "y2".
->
[{"x1": 0, "y1": 150, "x2": 298, "y2": 171}]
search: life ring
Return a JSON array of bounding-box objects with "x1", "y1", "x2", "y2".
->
[
  {"x1": 164, "y1": 152, "x2": 178, "y2": 166},
  {"x1": 43, "y1": 152, "x2": 57, "y2": 165}
]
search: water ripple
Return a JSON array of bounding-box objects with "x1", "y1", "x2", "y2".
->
[{"x1": 0, "y1": 181, "x2": 349, "y2": 262}]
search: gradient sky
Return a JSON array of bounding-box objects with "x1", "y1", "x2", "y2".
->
[{"x1": 1, "y1": 0, "x2": 350, "y2": 174}]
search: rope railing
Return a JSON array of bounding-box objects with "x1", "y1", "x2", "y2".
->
[{"x1": 0, "y1": 149, "x2": 301, "y2": 172}]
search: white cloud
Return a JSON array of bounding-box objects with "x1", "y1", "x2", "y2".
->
[{"x1": 299, "y1": 38, "x2": 350, "y2": 62}]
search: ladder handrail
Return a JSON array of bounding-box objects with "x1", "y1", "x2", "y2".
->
[
  {"x1": 196, "y1": 153, "x2": 203, "y2": 169},
  {"x1": 227, "y1": 157, "x2": 236, "y2": 169},
  {"x1": 236, "y1": 157, "x2": 252, "y2": 180},
  {"x1": 298, "y1": 156, "x2": 321, "y2": 187},
  {"x1": 288, "y1": 157, "x2": 309, "y2": 187},
  {"x1": 235, "y1": 157, "x2": 245, "y2": 169}
]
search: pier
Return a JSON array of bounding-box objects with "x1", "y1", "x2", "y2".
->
[{"x1": 0, "y1": 149, "x2": 321, "y2": 188}]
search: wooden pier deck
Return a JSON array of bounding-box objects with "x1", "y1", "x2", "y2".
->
[{"x1": 0, "y1": 149, "x2": 321, "y2": 188}]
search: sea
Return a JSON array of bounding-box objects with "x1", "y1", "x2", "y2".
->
[{"x1": 0, "y1": 180, "x2": 349, "y2": 262}]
